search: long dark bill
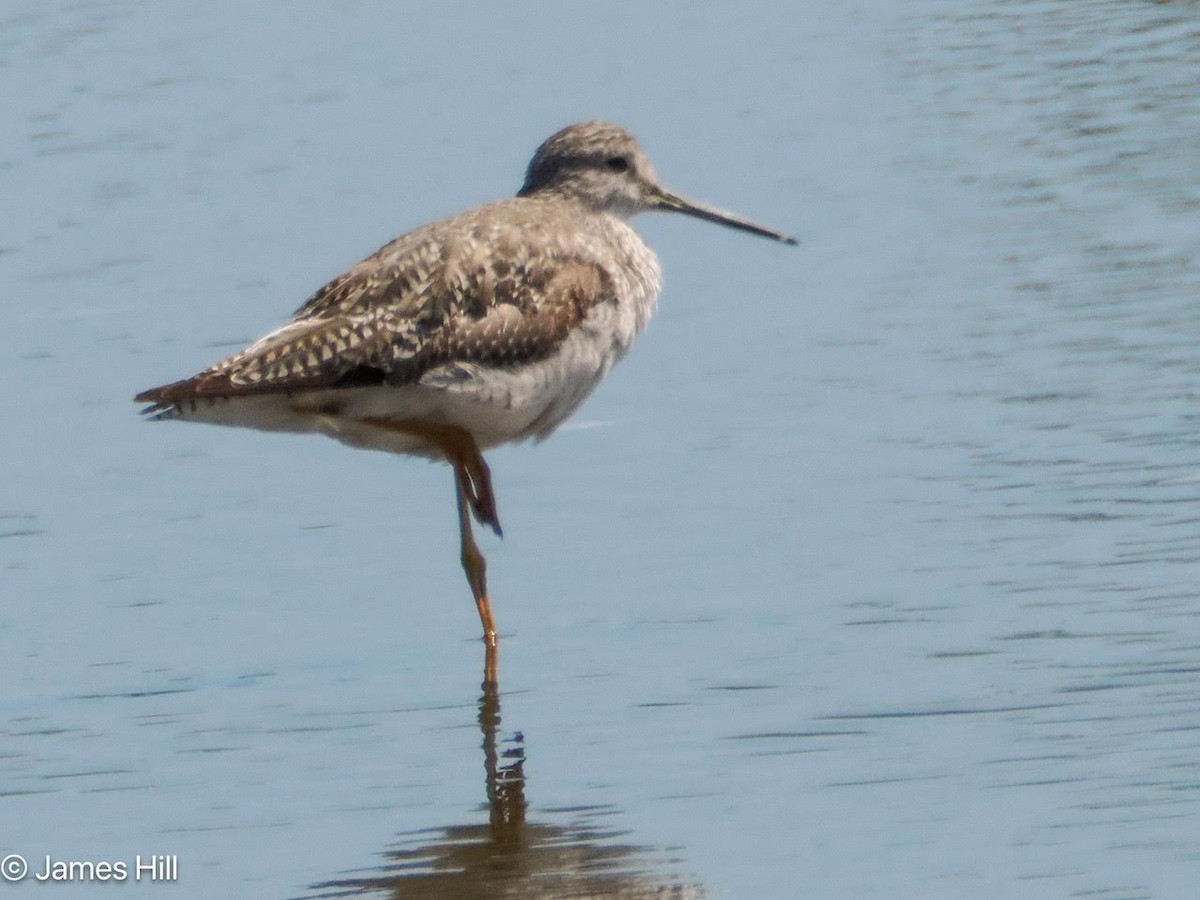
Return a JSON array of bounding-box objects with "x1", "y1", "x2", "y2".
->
[{"x1": 655, "y1": 189, "x2": 797, "y2": 245}]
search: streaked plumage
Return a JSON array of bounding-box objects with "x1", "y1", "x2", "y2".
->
[
  {"x1": 137, "y1": 121, "x2": 795, "y2": 678},
  {"x1": 140, "y1": 195, "x2": 660, "y2": 454}
]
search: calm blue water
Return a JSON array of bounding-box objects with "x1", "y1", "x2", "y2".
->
[{"x1": 3, "y1": 2, "x2": 1199, "y2": 898}]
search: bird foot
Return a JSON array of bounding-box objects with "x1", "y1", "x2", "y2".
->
[{"x1": 472, "y1": 501, "x2": 503, "y2": 538}]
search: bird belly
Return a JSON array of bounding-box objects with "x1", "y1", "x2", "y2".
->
[
  {"x1": 413, "y1": 295, "x2": 645, "y2": 445},
  {"x1": 327, "y1": 306, "x2": 633, "y2": 452}
]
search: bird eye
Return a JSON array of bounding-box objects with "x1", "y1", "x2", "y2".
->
[{"x1": 604, "y1": 156, "x2": 630, "y2": 173}]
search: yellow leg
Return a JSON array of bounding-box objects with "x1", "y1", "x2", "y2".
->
[
  {"x1": 363, "y1": 417, "x2": 501, "y2": 535},
  {"x1": 359, "y1": 416, "x2": 502, "y2": 657},
  {"x1": 456, "y1": 461, "x2": 499, "y2": 656}
]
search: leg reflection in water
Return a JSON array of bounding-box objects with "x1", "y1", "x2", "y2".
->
[
  {"x1": 304, "y1": 660, "x2": 706, "y2": 899},
  {"x1": 479, "y1": 673, "x2": 527, "y2": 839}
]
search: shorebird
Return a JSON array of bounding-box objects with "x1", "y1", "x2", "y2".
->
[{"x1": 136, "y1": 121, "x2": 795, "y2": 673}]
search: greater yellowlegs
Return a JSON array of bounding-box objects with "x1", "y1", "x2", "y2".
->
[{"x1": 136, "y1": 121, "x2": 795, "y2": 673}]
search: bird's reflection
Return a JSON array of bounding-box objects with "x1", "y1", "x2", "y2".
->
[{"x1": 305, "y1": 657, "x2": 705, "y2": 899}]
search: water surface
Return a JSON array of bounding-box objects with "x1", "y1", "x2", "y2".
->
[{"x1": 2, "y1": 2, "x2": 1199, "y2": 898}]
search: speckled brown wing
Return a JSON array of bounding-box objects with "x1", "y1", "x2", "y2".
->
[{"x1": 135, "y1": 201, "x2": 617, "y2": 407}]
